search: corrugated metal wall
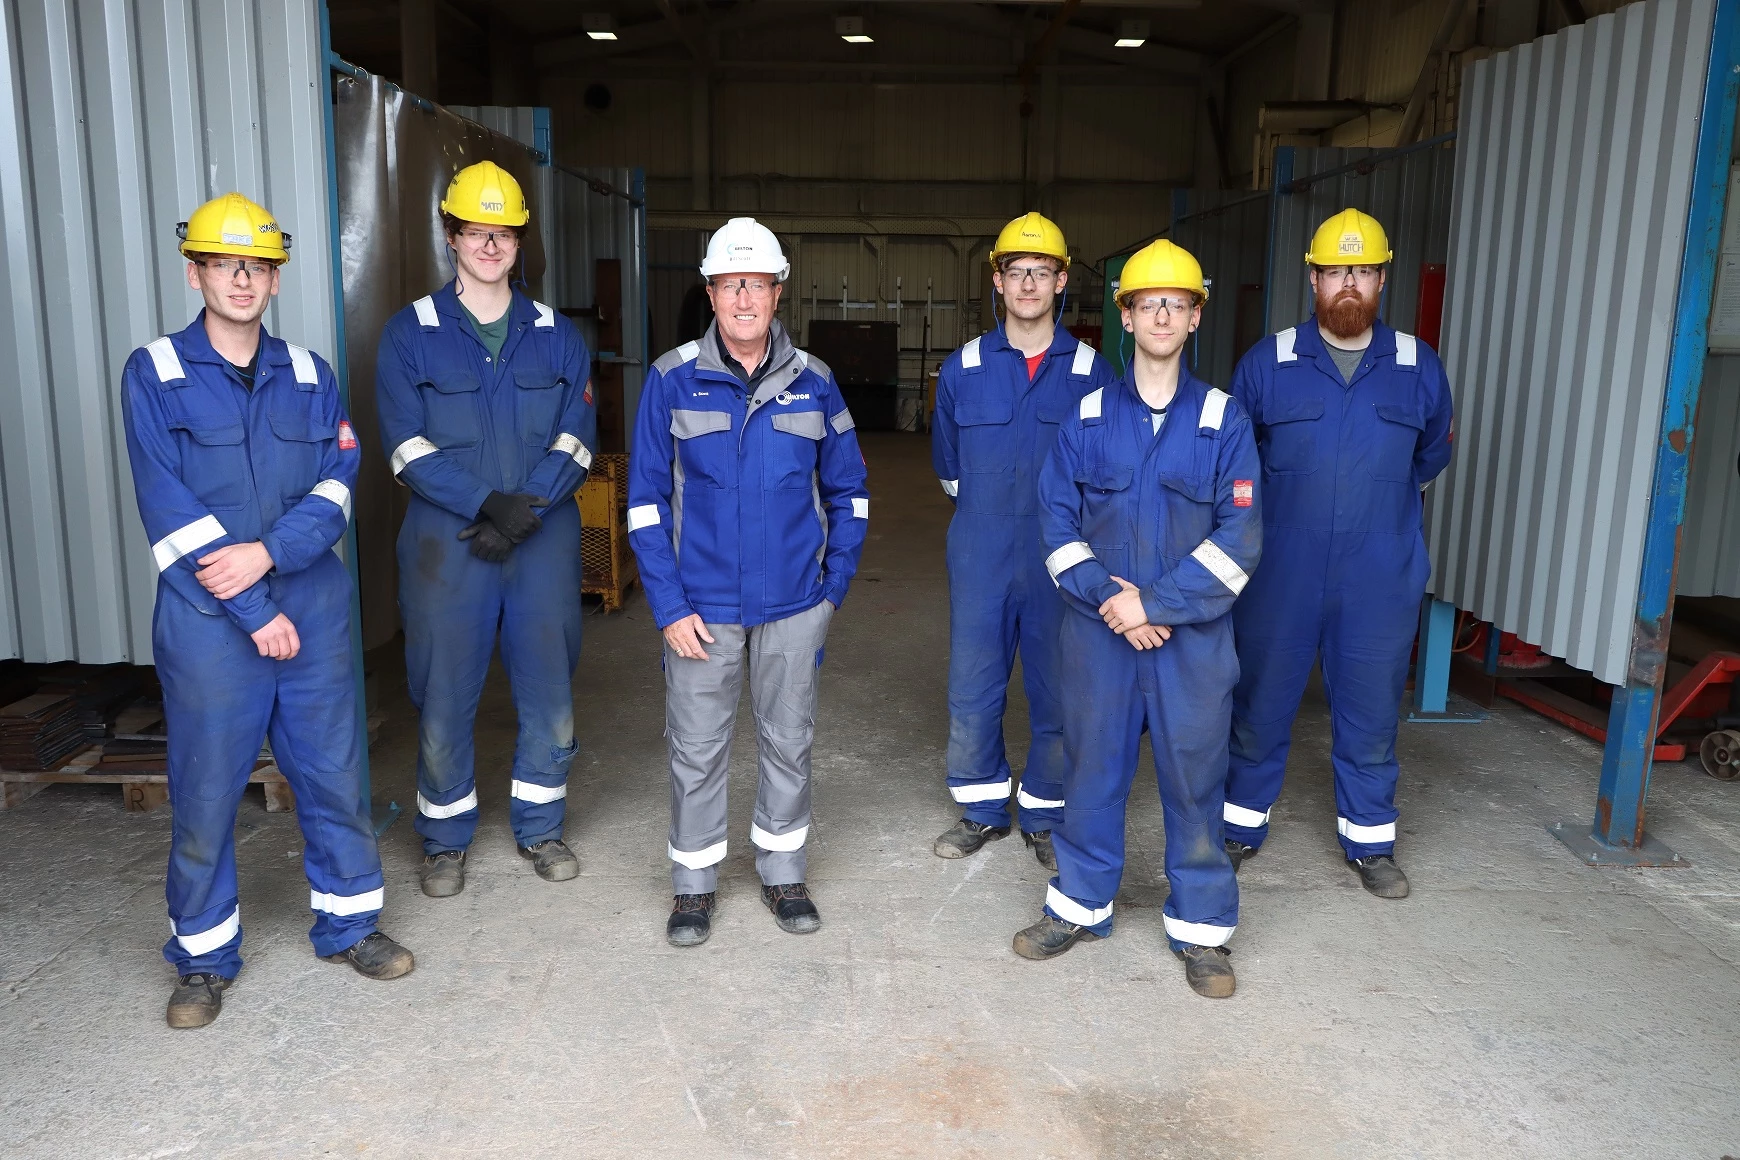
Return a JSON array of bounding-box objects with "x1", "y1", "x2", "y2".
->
[
  {"x1": 1266, "y1": 145, "x2": 1458, "y2": 336},
  {"x1": 1170, "y1": 193, "x2": 1272, "y2": 389},
  {"x1": 0, "y1": 0, "x2": 335, "y2": 664},
  {"x1": 1425, "y1": 0, "x2": 1719, "y2": 685},
  {"x1": 1678, "y1": 355, "x2": 1740, "y2": 596}
]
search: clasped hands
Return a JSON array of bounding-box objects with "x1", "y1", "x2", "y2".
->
[
  {"x1": 458, "y1": 492, "x2": 552, "y2": 562},
  {"x1": 1100, "y1": 576, "x2": 1172, "y2": 651},
  {"x1": 193, "y1": 542, "x2": 298, "y2": 659}
]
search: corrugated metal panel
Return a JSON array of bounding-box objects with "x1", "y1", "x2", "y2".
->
[
  {"x1": 1057, "y1": 85, "x2": 1197, "y2": 183},
  {"x1": 547, "y1": 77, "x2": 691, "y2": 178},
  {"x1": 1337, "y1": 0, "x2": 1460, "y2": 105},
  {"x1": 1424, "y1": 0, "x2": 1718, "y2": 685},
  {"x1": 0, "y1": 0, "x2": 335, "y2": 664},
  {"x1": 1171, "y1": 193, "x2": 1273, "y2": 389},
  {"x1": 1677, "y1": 354, "x2": 1740, "y2": 595},
  {"x1": 1266, "y1": 144, "x2": 1457, "y2": 336}
]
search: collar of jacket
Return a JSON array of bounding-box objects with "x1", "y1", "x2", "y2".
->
[
  {"x1": 980, "y1": 322, "x2": 1079, "y2": 362},
  {"x1": 1114, "y1": 359, "x2": 1205, "y2": 418},
  {"x1": 432, "y1": 279, "x2": 540, "y2": 328},
  {"x1": 694, "y1": 318, "x2": 800, "y2": 385},
  {"x1": 1296, "y1": 314, "x2": 1401, "y2": 369},
  {"x1": 175, "y1": 310, "x2": 291, "y2": 371}
]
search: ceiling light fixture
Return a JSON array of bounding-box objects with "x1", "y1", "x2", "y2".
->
[
  {"x1": 836, "y1": 16, "x2": 873, "y2": 44},
  {"x1": 1115, "y1": 19, "x2": 1148, "y2": 48},
  {"x1": 583, "y1": 13, "x2": 617, "y2": 41}
]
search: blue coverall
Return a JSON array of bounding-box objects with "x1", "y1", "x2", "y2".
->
[
  {"x1": 376, "y1": 285, "x2": 596, "y2": 855},
  {"x1": 931, "y1": 328, "x2": 1116, "y2": 831},
  {"x1": 122, "y1": 315, "x2": 380, "y2": 979},
  {"x1": 1039, "y1": 370, "x2": 1262, "y2": 948},
  {"x1": 1224, "y1": 320, "x2": 1453, "y2": 859}
]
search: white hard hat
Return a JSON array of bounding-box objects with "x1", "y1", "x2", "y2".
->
[{"x1": 700, "y1": 217, "x2": 790, "y2": 282}]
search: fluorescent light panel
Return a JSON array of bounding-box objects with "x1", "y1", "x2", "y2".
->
[
  {"x1": 1116, "y1": 19, "x2": 1148, "y2": 47},
  {"x1": 836, "y1": 16, "x2": 872, "y2": 43},
  {"x1": 584, "y1": 13, "x2": 617, "y2": 40}
]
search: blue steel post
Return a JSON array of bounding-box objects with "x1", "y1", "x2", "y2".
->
[
  {"x1": 1590, "y1": 2, "x2": 1740, "y2": 850},
  {"x1": 1414, "y1": 598, "x2": 1456, "y2": 714},
  {"x1": 318, "y1": 1, "x2": 393, "y2": 834},
  {"x1": 1261, "y1": 147, "x2": 1294, "y2": 334}
]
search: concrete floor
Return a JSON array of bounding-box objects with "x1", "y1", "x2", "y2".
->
[{"x1": 3, "y1": 432, "x2": 1739, "y2": 1159}]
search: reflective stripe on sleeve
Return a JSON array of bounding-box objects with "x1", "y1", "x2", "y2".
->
[
  {"x1": 286, "y1": 343, "x2": 318, "y2": 384},
  {"x1": 750, "y1": 822, "x2": 809, "y2": 852},
  {"x1": 1080, "y1": 388, "x2": 1103, "y2": 420},
  {"x1": 961, "y1": 335, "x2": 982, "y2": 369},
  {"x1": 511, "y1": 779, "x2": 567, "y2": 804},
  {"x1": 1199, "y1": 388, "x2": 1230, "y2": 431},
  {"x1": 668, "y1": 839, "x2": 727, "y2": 869},
  {"x1": 1191, "y1": 539, "x2": 1250, "y2": 595},
  {"x1": 1046, "y1": 884, "x2": 1112, "y2": 927},
  {"x1": 417, "y1": 789, "x2": 478, "y2": 819},
  {"x1": 309, "y1": 479, "x2": 352, "y2": 519},
  {"x1": 1224, "y1": 802, "x2": 1271, "y2": 828},
  {"x1": 413, "y1": 296, "x2": 439, "y2": 327},
  {"x1": 831, "y1": 410, "x2": 856, "y2": 434},
  {"x1": 940, "y1": 479, "x2": 959, "y2": 497},
  {"x1": 627, "y1": 504, "x2": 661, "y2": 532},
  {"x1": 1016, "y1": 788, "x2": 1065, "y2": 810},
  {"x1": 550, "y1": 433, "x2": 593, "y2": 469},
  {"x1": 1071, "y1": 340, "x2": 1094, "y2": 376},
  {"x1": 1338, "y1": 817, "x2": 1396, "y2": 844},
  {"x1": 152, "y1": 515, "x2": 226, "y2": 572},
  {"x1": 851, "y1": 497, "x2": 869, "y2": 519},
  {"x1": 949, "y1": 779, "x2": 1012, "y2": 804},
  {"x1": 173, "y1": 907, "x2": 240, "y2": 956},
  {"x1": 1395, "y1": 332, "x2": 1417, "y2": 366},
  {"x1": 391, "y1": 436, "x2": 439, "y2": 476},
  {"x1": 309, "y1": 887, "x2": 384, "y2": 916},
  {"x1": 1162, "y1": 914, "x2": 1234, "y2": 947},
  {"x1": 146, "y1": 336, "x2": 185, "y2": 381},
  {"x1": 1045, "y1": 541, "x2": 1095, "y2": 583},
  {"x1": 1276, "y1": 327, "x2": 1297, "y2": 363}
]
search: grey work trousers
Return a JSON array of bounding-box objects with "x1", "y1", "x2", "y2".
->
[{"x1": 665, "y1": 600, "x2": 834, "y2": 893}]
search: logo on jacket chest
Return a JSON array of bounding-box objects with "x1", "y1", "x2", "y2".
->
[{"x1": 776, "y1": 391, "x2": 811, "y2": 405}]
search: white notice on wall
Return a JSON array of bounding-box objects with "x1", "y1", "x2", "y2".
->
[{"x1": 1711, "y1": 163, "x2": 1740, "y2": 353}]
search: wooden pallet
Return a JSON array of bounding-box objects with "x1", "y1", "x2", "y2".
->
[
  {"x1": 577, "y1": 452, "x2": 639, "y2": 612},
  {"x1": 0, "y1": 745, "x2": 293, "y2": 813}
]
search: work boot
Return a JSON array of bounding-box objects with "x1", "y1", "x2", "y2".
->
[
  {"x1": 323, "y1": 931, "x2": 416, "y2": 980},
  {"x1": 1351, "y1": 855, "x2": 1410, "y2": 899},
  {"x1": 520, "y1": 838, "x2": 579, "y2": 882},
  {"x1": 1012, "y1": 915, "x2": 1100, "y2": 961},
  {"x1": 1022, "y1": 829, "x2": 1058, "y2": 871},
  {"x1": 933, "y1": 817, "x2": 1010, "y2": 859},
  {"x1": 762, "y1": 883, "x2": 822, "y2": 934},
  {"x1": 667, "y1": 893, "x2": 716, "y2": 947},
  {"x1": 1226, "y1": 839, "x2": 1257, "y2": 872},
  {"x1": 1175, "y1": 945, "x2": 1236, "y2": 998},
  {"x1": 165, "y1": 973, "x2": 232, "y2": 1029},
  {"x1": 418, "y1": 850, "x2": 466, "y2": 898}
]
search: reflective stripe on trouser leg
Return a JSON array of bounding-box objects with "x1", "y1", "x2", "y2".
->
[
  {"x1": 1048, "y1": 614, "x2": 1146, "y2": 938},
  {"x1": 499, "y1": 502, "x2": 585, "y2": 848},
  {"x1": 666, "y1": 622, "x2": 748, "y2": 894},
  {"x1": 943, "y1": 515, "x2": 1019, "y2": 827},
  {"x1": 1319, "y1": 544, "x2": 1425, "y2": 859},
  {"x1": 399, "y1": 497, "x2": 500, "y2": 855},
  {"x1": 1015, "y1": 536, "x2": 1068, "y2": 831},
  {"x1": 264, "y1": 551, "x2": 386, "y2": 957},
  {"x1": 154, "y1": 586, "x2": 278, "y2": 978},
  {"x1": 746, "y1": 601, "x2": 833, "y2": 886}
]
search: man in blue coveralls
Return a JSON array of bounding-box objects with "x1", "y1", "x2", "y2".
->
[
  {"x1": 628, "y1": 217, "x2": 870, "y2": 947},
  {"x1": 1012, "y1": 239, "x2": 1261, "y2": 999},
  {"x1": 123, "y1": 193, "x2": 414, "y2": 1029},
  {"x1": 377, "y1": 161, "x2": 597, "y2": 898},
  {"x1": 1222, "y1": 209, "x2": 1454, "y2": 899},
  {"x1": 930, "y1": 212, "x2": 1116, "y2": 870}
]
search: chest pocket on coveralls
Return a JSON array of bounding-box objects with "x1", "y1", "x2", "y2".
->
[
  {"x1": 266, "y1": 409, "x2": 335, "y2": 505},
  {"x1": 514, "y1": 367, "x2": 564, "y2": 446},
  {"x1": 419, "y1": 369, "x2": 482, "y2": 448},
  {"x1": 1077, "y1": 461, "x2": 1134, "y2": 581},
  {"x1": 169, "y1": 419, "x2": 249, "y2": 510},
  {"x1": 1157, "y1": 471, "x2": 1215, "y2": 562},
  {"x1": 1368, "y1": 401, "x2": 1424, "y2": 483},
  {"x1": 767, "y1": 409, "x2": 824, "y2": 490},
  {"x1": 1260, "y1": 394, "x2": 1324, "y2": 475},
  {"x1": 671, "y1": 408, "x2": 734, "y2": 487},
  {"x1": 955, "y1": 392, "x2": 1013, "y2": 471}
]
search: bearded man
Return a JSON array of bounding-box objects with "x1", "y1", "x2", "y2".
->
[{"x1": 1220, "y1": 209, "x2": 1454, "y2": 899}]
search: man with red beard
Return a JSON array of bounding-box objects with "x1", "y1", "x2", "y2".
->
[{"x1": 1221, "y1": 209, "x2": 1453, "y2": 898}]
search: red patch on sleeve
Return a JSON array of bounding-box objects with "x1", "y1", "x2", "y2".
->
[
  {"x1": 583, "y1": 381, "x2": 594, "y2": 406},
  {"x1": 337, "y1": 421, "x2": 358, "y2": 450},
  {"x1": 1233, "y1": 479, "x2": 1253, "y2": 507}
]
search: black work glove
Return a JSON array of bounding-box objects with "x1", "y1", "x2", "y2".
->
[
  {"x1": 457, "y1": 519, "x2": 514, "y2": 563},
  {"x1": 478, "y1": 491, "x2": 551, "y2": 543}
]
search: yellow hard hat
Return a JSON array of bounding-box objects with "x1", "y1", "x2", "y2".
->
[
  {"x1": 177, "y1": 193, "x2": 290, "y2": 263},
  {"x1": 1116, "y1": 239, "x2": 1207, "y2": 305},
  {"x1": 1306, "y1": 208, "x2": 1392, "y2": 266},
  {"x1": 990, "y1": 212, "x2": 1070, "y2": 268},
  {"x1": 441, "y1": 160, "x2": 530, "y2": 227}
]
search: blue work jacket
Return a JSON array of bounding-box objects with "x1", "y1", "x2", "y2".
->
[
  {"x1": 120, "y1": 314, "x2": 359, "y2": 635},
  {"x1": 1229, "y1": 319, "x2": 1453, "y2": 538},
  {"x1": 376, "y1": 283, "x2": 596, "y2": 519},
  {"x1": 932, "y1": 326, "x2": 1116, "y2": 513},
  {"x1": 627, "y1": 322, "x2": 871, "y2": 629},
  {"x1": 1039, "y1": 368, "x2": 1263, "y2": 627}
]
